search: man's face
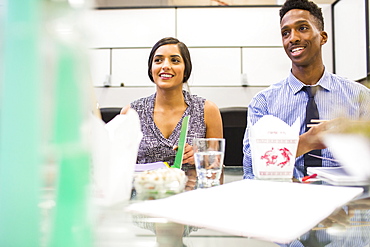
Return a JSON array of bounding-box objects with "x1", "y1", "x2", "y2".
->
[{"x1": 280, "y1": 9, "x2": 327, "y2": 67}]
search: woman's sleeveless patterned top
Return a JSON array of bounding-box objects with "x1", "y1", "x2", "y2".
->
[{"x1": 131, "y1": 90, "x2": 206, "y2": 166}]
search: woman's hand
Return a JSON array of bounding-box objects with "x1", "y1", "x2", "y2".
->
[
  {"x1": 120, "y1": 105, "x2": 130, "y2": 114},
  {"x1": 182, "y1": 143, "x2": 194, "y2": 165},
  {"x1": 173, "y1": 143, "x2": 194, "y2": 165}
]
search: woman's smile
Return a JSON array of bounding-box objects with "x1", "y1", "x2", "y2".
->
[{"x1": 151, "y1": 44, "x2": 185, "y2": 88}]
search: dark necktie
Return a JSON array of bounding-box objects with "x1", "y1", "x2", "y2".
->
[{"x1": 303, "y1": 86, "x2": 322, "y2": 175}]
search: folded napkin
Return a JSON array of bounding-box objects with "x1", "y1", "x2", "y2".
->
[{"x1": 91, "y1": 108, "x2": 142, "y2": 206}]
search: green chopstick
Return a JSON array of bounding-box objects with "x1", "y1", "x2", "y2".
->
[{"x1": 172, "y1": 116, "x2": 190, "y2": 169}]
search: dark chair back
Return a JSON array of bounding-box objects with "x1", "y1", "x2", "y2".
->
[
  {"x1": 220, "y1": 107, "x2": 248, "y2": 166},
  {"x1": 100, "y1": 107, "x2": 122, "y2": 123}
]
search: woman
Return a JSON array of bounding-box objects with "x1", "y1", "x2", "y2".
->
[{"x1": 121, "y1": 37, "x2": 223, "y2": 168}]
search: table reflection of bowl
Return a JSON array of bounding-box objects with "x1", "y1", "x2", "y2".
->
[
  {"x1": 323, "y1": 133, "x2": 370, "y2": 180},
  {"x1": 134, "y1": 168, "x2": 187, "y2": 200}
]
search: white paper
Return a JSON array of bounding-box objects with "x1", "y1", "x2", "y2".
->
[
  {"x1": 91, "y1": 108, "x2": 142, "y2": 206},
  {"x1": 126, "y1": 180, "x2": 363, "y2": 244},
  {"x1": 249, "y1": 115, "x2": 300, "y2": 178}
]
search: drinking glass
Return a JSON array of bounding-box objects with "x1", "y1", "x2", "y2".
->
[{"x1": 193, "y1": 138, "x2": 225, "y2": 188}]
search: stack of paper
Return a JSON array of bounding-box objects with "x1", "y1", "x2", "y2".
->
[
  {"x1": 307, "y1": 167, "x2": 370, "y2": 186},
  {"x1": 126, "y1": 179, "x2": 363, "y2": 244}
]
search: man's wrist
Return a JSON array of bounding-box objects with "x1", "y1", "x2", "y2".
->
[{"x1": 296, "y1": 133, "x2": 309, "y2": 157}]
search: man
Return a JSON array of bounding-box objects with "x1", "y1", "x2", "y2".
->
[{"x1": 243, "y1": 0, "x2": 370, "y2": 179}]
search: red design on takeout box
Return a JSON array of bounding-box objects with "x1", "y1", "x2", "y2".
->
[{"x1": 260, "y1": 147, "x2": 293, "y2": 168}]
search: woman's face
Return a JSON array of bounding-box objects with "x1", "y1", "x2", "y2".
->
[{"x1": 151, "y1": 44, "x2": 185, "y2": 89}]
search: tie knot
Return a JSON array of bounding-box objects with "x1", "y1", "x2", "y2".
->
[{"x1": 304, "y1": 86, "x2": 317, "y2": 98}]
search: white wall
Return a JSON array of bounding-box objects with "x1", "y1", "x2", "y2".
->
[
  {"x1": 333, "y1": 0, "x2": 368, "y2": 81},
  {"x1": 95, "y1": 86, "x2": 266, "y2": 109},
  {"x1": 85, "y1": 5, "x2": 333, "y2": 108}
]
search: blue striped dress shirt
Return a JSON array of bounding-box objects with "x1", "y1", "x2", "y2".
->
[{"x1": 243, "y1": 69, "x2": 370, "y2": 179}]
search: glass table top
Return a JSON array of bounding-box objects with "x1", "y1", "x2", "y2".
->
[{"x1": 40, "y1": 166, "x2": 370, "y2": 247}]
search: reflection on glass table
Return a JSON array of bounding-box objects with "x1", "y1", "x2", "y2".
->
[{"x1": 278, "y1": 197, "x2": 370, "y2": 247}]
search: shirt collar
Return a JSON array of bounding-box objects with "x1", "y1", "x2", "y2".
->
[{"x1": 288, "y1": 69, "x2": 332, "y2": 95}]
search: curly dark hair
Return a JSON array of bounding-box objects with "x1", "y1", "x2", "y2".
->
[
  {"x1": 148, "y1": 37, "x2": 192, "y2": 83},
  {"x1": 279, "y1": 0, "x2": 324, "y2": 31}
]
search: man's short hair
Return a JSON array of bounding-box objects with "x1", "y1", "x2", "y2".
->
[{"x1": 279, "y1": 0, "x2": 324, "y2": 31}]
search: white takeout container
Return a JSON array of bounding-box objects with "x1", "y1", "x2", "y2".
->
[{"x1": 250, "y1": 115, "x2": 300, "y2": 179}]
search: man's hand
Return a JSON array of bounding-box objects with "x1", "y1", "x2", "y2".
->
[{"x1": 296, "y1": 119, "x2": 341, "y2": 157}]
